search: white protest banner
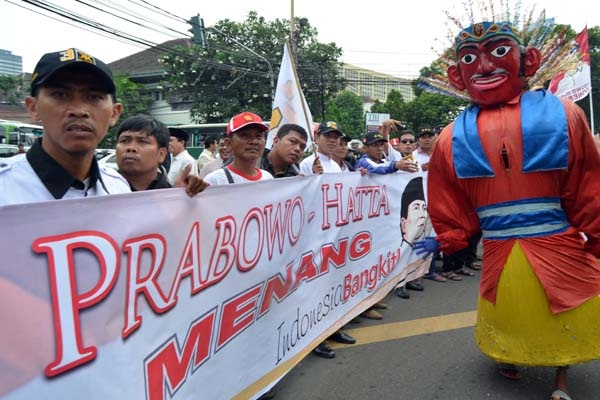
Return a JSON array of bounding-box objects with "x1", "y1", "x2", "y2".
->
[
  {"x1": 0, "y1": 172, "x2": 432, "y2": 400},
  {"x1": 267, "y1": 40, "x2": 313, "y2": 149}
]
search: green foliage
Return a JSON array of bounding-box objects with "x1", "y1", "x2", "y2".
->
[
  {"x1": 160, "y1": 11, "x2": 343, "y2": 123},
  {"x1": 400, "y1": 92, "x2": 467, "y2": 131},
  {"x1": 325, "y1": 90, "x2": 364, "y2": 138},
  {"x1": 383, "y1": 89, "x2": 405, "y2": 120},
  {"x1": 0, "y1": 74, "x2": 24, "y2": 105},
  {"x1": 102, "y1": 74, "x2": 153, "y2": 147},
  {"x1": 369, "y1": 100, "x2": 386, "y2": 114}
]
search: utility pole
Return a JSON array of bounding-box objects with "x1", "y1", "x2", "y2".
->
[{"x1": 188, "y1": 15, "x2": 206, "y2": 47}]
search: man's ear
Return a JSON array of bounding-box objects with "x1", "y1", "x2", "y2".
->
[
  {"x1": 158, "y1": 147, "x2": 167, "y2": 163},
  {"x1": 25, "y1": 96, "x2": 40, "y2": 122},
  {"x1": 523, "y1": 47, "x2": 541, "y2": 77},
  {"x1": 110, "y1": 102, "x2": 123, "y2": 127},
  {"x1": 447, "y1": 64, "x2": 466, "y2": 91}
]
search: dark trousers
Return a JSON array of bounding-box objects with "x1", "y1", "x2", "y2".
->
[{"x1": 442, "y1": 233, "x2": 482, "y2": 273}]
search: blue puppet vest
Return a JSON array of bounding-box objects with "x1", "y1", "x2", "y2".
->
[{"x1": 452, "y1": 89, "x2": 568, "y2": 178}]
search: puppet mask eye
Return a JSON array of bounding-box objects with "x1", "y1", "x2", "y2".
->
[{"x1": 460, "y1": 53, "x2": 477, "y2": 64}]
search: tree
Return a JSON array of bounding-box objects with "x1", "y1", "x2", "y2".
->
[
  {"x1": 0, "y1": 74, "x2": 24, "y2": 105},
  {"x1": 370, "y1": 100, "x2": 386, "y2": 114},
  {"x1": 383, "y1": 89, "x2": 405, "y2": 120},
  {"x1": 400, "y1": 91, "x2": 466, "y2": 131},
  {"x1": 325, "y1": 90, "x2": 364, "y2": 138},
  {"x1": 101, "y1": 74, "x2": 153, "y2": 147},
  {"x1": 160, "y1": 12, "x2": 343, "y2": 123}
]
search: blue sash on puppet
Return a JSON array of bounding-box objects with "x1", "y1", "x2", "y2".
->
[{"x1": 452, "y1": 89, "x2": 568, "y2": 178}]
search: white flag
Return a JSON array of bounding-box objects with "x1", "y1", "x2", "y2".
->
[
  {"x1": 549, "y1": 27, "x2": 592, "y2": 102},
  {"x1": 267, "y1": 41, "x2": 313, "y2": 149}
]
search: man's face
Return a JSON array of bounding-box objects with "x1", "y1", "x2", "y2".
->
[
  {"x1": 315, "y1": 131, "x2": 340, "y2": 155},
  {"x1": 365, "y1": 140, "x2": 387, "y2": 161},
  {"x1": 169, "y1": 137, "x2": 185, "y2": 156},
  {"x1": 217, "y1": 138, "x2": 232, "y2": 161},
  {"x1": 273, "y1": 131, "x2": 307, "y2": 165},
  {"x1": 116, "y1": 130, "x2": 166, "y2": 177},
  {"x1": 332, "y1": 138, "x2": 350, "y2": 162},
  {"x1": 229, "y1": 127, "x2": 266, "y2": 162},
  {"x1": 455, "y1": 36, "x2": 525, "y2": 106},
  {"x1": 399, "y1": 134, "x2": 416, "y2": 155},
  {"x1": 418, "y1": 133, "x2": 435, "y2": 151},
  {"x1": 24, "y1": 68, "x2": 121, "y2": 159},
  {"x1": 401, "y1": 199, "x2": 428, "y2": 243}
]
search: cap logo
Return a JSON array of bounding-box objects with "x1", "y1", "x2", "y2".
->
[
  {"x1": 326, "y1": 121, "x2": 337, "y2": 130},
  {"x1": 59, "y1": 48, "x2": 97, "y2": 65},
  {"x1": 243, "y1": 115, "x2": 254, "y2": 121}
]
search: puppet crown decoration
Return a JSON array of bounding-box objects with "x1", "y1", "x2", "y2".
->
[{"x1": 418, "y1": 0, "x2": 583, "y2": 101}]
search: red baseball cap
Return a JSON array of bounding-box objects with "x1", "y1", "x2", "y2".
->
[{"x1": 227, "y1": 112, "x2": 268, "y2": 135}]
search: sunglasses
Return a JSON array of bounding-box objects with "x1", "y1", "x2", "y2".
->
[{"x1": 400, "y1": 140, "x2": 415, "y2": 144}]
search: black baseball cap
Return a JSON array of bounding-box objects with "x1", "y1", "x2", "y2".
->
[
  {"x1": 417, "y1": 127, "x2": 435, "y2": 137},
  {"x1": 30, "y1": 48, "x2": 116, "y2": 97},
  {"x1": 316, "y1": 121, "x2": 343, "y2": 136},
  {"x1": 363, "y1": 131, "x2": 388, "y2": 145}
]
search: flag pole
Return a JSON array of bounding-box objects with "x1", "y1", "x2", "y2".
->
[
  {"x1": 290, "y1": 0, "x2": 295, "y2": 39},
  {"x1": 589, "y1": 88, "x2": 596, "y2": 134}
]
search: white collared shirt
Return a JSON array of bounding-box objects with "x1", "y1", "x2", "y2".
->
[
  {"x1": 299, "y1": 152, "x2": 342, "y2": 175},
  {"x1": 167, "y1": 149, "x2": 197, "y2": 184}
]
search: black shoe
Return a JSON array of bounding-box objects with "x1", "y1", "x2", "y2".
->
[
  {"x1": 329, "y1": 330, "x2": 356, "y2": 344},
  {"x1": 258, "y1": 388, "x2": 275, "y2": 400},
  {"x1": 406, "y1": 281, "x2": 424, "y2": 291},
  {"x1": 394, "y1": 286, "x2": 410, "y2": 299},
  {"x1": 312, "y1": 342, "x2": 335, "y2": 358}
]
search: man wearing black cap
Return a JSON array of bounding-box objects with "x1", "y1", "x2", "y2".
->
[
  {"x1": 356, "y1": 132, "x2": 417, "y2": 174},
  {"x1": 414, "y1": 128, "x2": 436, "y2": 171},
  {"x1": 299, "y1": 121, "x2": 344, "y2": 175},
  {"x1": 167, "y1": 127, "x2": 196, "y2": 184},
  {"x1": 0, "y1": 48, "x2": 129, "y2": 206}
]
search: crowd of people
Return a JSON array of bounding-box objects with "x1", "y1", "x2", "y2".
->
[{"x1": 2, "y1": 12, "x2": 600, "y2": 398}]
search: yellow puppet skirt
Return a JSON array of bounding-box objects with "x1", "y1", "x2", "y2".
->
[{"x1": 475, "y1": 242, "x2": 600, "y2": 366}]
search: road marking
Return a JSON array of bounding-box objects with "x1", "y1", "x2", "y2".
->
[{"x1": 329, "y1": 310, "x2": 477, "y2": 349}]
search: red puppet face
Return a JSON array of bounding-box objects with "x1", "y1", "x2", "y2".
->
[{"x1": 452, "y1": 36, "x2": 525, "y2": 106}]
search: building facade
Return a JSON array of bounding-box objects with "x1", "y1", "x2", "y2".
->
[
  {"x1": 339, "y1": 64, "x2": 414, "y2": 103},
  {"x1": 0, "y1": 50, "x2": 23, "y2": 76}
]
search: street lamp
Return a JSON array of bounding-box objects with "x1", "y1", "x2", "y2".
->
[{"x1": 207, "y1": 26, "x2": 275, "y2": 104}]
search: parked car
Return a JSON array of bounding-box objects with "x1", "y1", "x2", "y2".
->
[
  {"x1": 97, "y1": 152, "x2": 118, "y2": 170},
  {"x1": 95, "y1": 148, "x2": 115, "y2": 160},
  {"x1": 0, "y1": 144, "x2": 19, "y2": 158}
]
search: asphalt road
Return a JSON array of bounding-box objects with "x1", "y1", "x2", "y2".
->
[{"x1": 271, "y1": 262, "x2": 600, "y2": 400}]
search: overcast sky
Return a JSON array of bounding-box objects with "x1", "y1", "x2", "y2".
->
[{"x1": 2, "y1": 0, "x2": 597, "y2": 78}]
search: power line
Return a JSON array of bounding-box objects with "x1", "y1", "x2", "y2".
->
[
  {"x1": 6, "y1": 0, "x2": 152, "y2": 51},
  {"x1": 125, "y1": 0, "x2": 187, "y2": 23},
  {"x1": 17, "y1": 0, "x2": 273, "y2": 80},
  {"x1": 83, "y1": 0, "x2": 190, "y2": 39}
]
